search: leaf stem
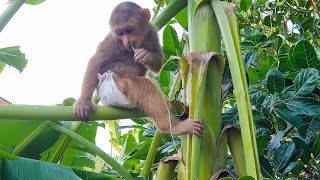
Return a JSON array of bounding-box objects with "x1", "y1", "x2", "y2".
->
[
  {"x1": 47, "y1": 122, "x2": 134, "y2": 180},
  {"x1": 0, "y1": 0, "x2": 26, "y2": 32}
]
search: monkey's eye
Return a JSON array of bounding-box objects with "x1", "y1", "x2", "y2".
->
[
  {"x1": 117, "y1": 31, "x2": 124, "y2": 36},
  {"x1": 124, "y1": 28, "x2": 133, "y2": 34}
]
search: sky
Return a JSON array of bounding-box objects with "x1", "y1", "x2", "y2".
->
[
  {"x1": 0, "y1": 0, "x2": 157, "y2": 105},
  {"x1": 0, "y1": 0, "x2": 159, "y2": 155}
]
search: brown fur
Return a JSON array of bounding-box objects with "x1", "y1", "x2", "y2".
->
[{"x1": 73, "y1": 2, "x2": 203, "y2": 136}]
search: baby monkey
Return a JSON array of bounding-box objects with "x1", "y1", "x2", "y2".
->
[{"x1": 73, "y1": 2, "x2": 203, "y2": 136}]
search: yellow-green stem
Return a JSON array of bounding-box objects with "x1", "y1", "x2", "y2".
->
[
  {"x1": 47, "y1": 122, "x2": 134, "y2": 180},
  {"x1": 50, "y1": 121, "x2": 83, "y2": 163},
  {"x1": 12, "y1": 122, "x2": 49, "y2": 155}
]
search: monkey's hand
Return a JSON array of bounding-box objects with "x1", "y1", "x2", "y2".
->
[
  {"x1": 73, "y1": 100, "x2": 96, "y2": 122},
  {"x1": 182, "y1": 119, "x2": 203, "y2": 137},
  {"x1": 134, "y1": 48, "x2": 153, "y2": 66}
]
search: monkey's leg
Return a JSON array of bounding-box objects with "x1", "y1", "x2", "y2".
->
[{"x1": 115, "y1": 76, "x2": 203, "y2": 136}]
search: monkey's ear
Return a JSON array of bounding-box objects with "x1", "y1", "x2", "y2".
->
[{"x1": 141, "y1": 8, "x2": 151, "y2": 21}]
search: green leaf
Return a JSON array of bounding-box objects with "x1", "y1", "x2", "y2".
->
[
  {"x1": 25, "y1": 0, "x2": 45, "y2": 5},
  {"x1": 278, "y1": 44, "x2": 296, "y2": 72},
  {"x1": 274, "y1": 104, "x2": 303, "y2": 128},
  {"x1": 293, "y1": 68, "x2": 319, "y2": 96},
  {"x1": 163, "y1": 25, "x2": 182, "y2": 57},
  {"x1": 292, "y1": 137, "x2": 311, "y2": 164},
  {"x1": 222, "y1": 107, "x2": 239, "y2": 125},
  {"x1": 247, "y1": 66, "x2": 259, "y2": 84},
  {"x1": 292, "y1": 40, "x2": 320, "y2": 69},
  {"x1": 287, "y1": 97, "x2": 320, "y2": 115},
  {"x1": 267, "y1": 131, "x2": 285, "y2": 158},
  {"x1": 175, "y1": 7, "x2": 188, "y2": 30},
  {"x1": 0, "y1": 120, "x2": 60, "y2": 159},
  {"x1": 258, "y1": 56, "x2": 277, "y2": 79},
  {"x1": 259, "y1": 155, "x2": 274, "y2": 178},
  {"x1": 0, "y1": 46, "x2": 28, "y2": 72},
  {"x1": 281, "y1": 162, "x2": 297, "y2": 177},
  {"x1": 266, "y1": 69, "x2": 285, "y2": 94},
  {"x1": 250, "y1": 92, "x2": 267, "y2": 105},
  {"x1": 273, "y1": 141, "x2": 295, "y2": 173},
  {"x1": 1, "y1": 157, "x2": 115, "y2": 180},
  {"x1": 297, "y1": 116, "x2": 320, "y2": 141},
  {"x1": 256, "y1": 136, "x2": 268, "y2": 153},
  {"x1": 240, "y1": 0, "x2": 252, "y2": 11}
]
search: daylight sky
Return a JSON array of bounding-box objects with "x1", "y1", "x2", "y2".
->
[
  {"x1": 0, "y1": 0, "x2": 156, "y2": 105},
  {"x1": 0, "y1": 0, "x2": 158, "y2": 154}
]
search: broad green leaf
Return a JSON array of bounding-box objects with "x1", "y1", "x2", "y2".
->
[
  {"x1": 259, "y1": 155, "x2": 274, "y2": 178},
  {"x1": 258, "y1": 56, "x2": 277, "y2": 79},
  {"x1": 162, "y1": 58, "x2": 179, "y2": 72},
  {"x1": 244, "y1": 52, "x2": 259, "y2": 70},
  {"x1": 292, "y1": 40, "x2": 319, "y2": 69},
  {"x1": 0, "y1": 120, "x2": 60, "y2": 159},
  {"x1": 0, "y1": 149, "x2": 19, "y2": 160},
  {"x1": 266, "y1": 69, "x2": 285, "y2": 94},
  {"x1": 240, "y1": 0, "x2": 252, "y2": 11},
  {"x1": 297, "y1": 116, "x2": 320, "y2": 141},
  {"x1": 287, "y1": 97, "x2": 320, "y2": 115},
  {"x1": 273, "y1": 141, "x2": 295, "y2": 173},
  {"x1": 250, "y1": 92, "x2": 267, "y2": 104},
  {"x1": 175, "y1": 7, "x2": 188, "y2": 30},
  {"x1": 159, "y1": 71, "x2": 171, "y2": 93},
  {"x1": 247, "y1": 66, "x2": 259, "y2": 84},
  {"x1": 163, "y1": 25, "x2": 182, "y2": 57},
  {"x1": 292, "y1": 137, "x2": 311, "y2": 164},
  {"x1": 108, "y1": 121, "x2": 122, "y2": 153},
  {"x1": 274, "y1": 104, "x2": 303, "y2": 128},
  {"x1": 1, "y1": 157, "x2": 115, "y2": 180},
  {"x1": 293, "y1": 68, "x2": 319, "y2": 96},
  {"x1": 222, "y1": 107, "x2": 239, "y2": 125},
  {"x1": 25, "y1": 0, "x2": 46, "y2": 5},
  {"x1": 267, "y1": 131, "x2": 285, "y2": 158},
  {"x1": 256, "y1": 136, "x2": 268, "y2": 153},
  {"x1": 281, "y1": 162, "x2": 297, "y2": 177},
  {"x1": 0, "y1": 46, "x2": 28, "y2": 72},
  {"x1": 278, "y1": 44, "x2": 296, "y2": 72}
]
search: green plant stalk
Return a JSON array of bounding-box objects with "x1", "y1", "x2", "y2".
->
[
  {"x1": 0, "y1": 0, "x2": 26, "y2": 32},
  {"x1": 50, "y1": 121, "x2": 83, "y2": 163},
  {"x1": 0, "y1": 105, "x2": 144, "y2": 121},
  {"x1": 211, "y1": 1, "x2": 261, "y2": 178},
  {"x1": 51, "y1": 96, "x2": 99, "y2": 163},
  {"x1": 228, "y1": 127, "x2": 246, "y2": 176},
  {"x1": 156, "y1": 159, "x2": 178, "y2": 180},
  {"x1": 151, "y1": 0, "x2": 164, "y2": 21},
  {"x1": 152, "y1": 0, "x2": 187, "y2": 30},
  {"x1": 47, "y1": 122, "x2": 134, "y2": 180},
  {"x1": 186, "y1": 1, "x2": 224, "y2": 179},
  {"x1": 12, "y1": 122, "x2": 49, "y2": 155},
  {"x1": 140, "y1": 130, "x2": 162, "y2": 178},
  {"x1": 225, "y1": 4, "x2": 261, "y2": 178}
]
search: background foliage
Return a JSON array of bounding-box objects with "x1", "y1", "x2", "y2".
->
[{"x1": 0, "y1": 0, "x2": 319, "y2": 179}]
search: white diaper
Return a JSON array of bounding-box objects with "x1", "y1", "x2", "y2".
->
[{"x1": 97, "y1": 71, "x2": 131, "y2": 108}]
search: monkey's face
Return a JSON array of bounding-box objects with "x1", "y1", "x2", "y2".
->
[{"x1": 113, "y1": 24, "x2": 146, "y2": 49}]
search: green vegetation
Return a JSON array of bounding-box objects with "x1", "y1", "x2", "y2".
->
[{"x1": 0, "y1": 0, "x2": 319, "y2": 179}]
